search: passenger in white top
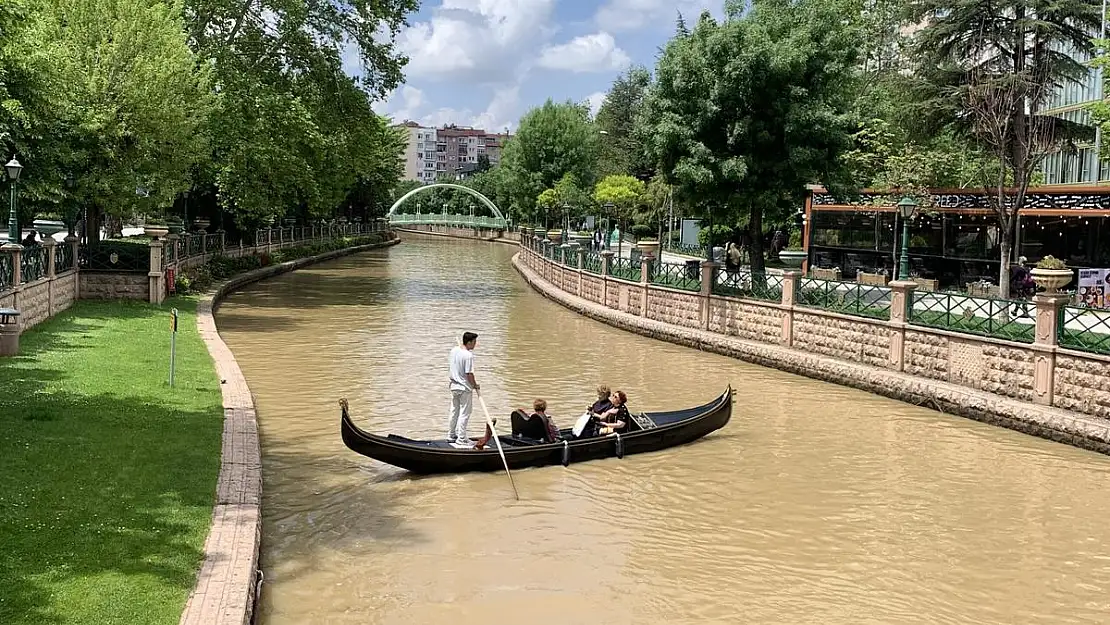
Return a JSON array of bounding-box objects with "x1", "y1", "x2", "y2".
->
[{"x1": 447, "y1": 332, "x2": 480, "y2": 448}]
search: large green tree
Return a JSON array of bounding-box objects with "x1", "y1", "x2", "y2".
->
[
  {"x1": 5, "y1": 0, "x2": 213, "y2": 242},
  {"x1": 911, "y1": 0, "x2": 1100, "y2": 297},
  {"x1": 499, "y1": 100, "x2": 601, "y2": 224},
  {"x1": 641, "y1": 0, "x2": 860, "y2": 273},
  {"x1": 595, "y1": 66, "x2": 653, "y2": 178}
]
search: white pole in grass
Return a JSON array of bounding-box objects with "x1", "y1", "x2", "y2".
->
[{"x1": 169, "y1": 308, "x2": 178, "y2": 387}]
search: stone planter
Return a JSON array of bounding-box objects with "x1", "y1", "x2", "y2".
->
[
  {"x1": 1031, "y1": 268, "x2": 1072, "y2": 293},
  {"x1": 32, "y1": 219, "x2": 66, "y2": 236},
  {"x1": 166, "y1": 219, "x2": 185, "y2": 235},
  {"x1": 570, "y1": 233, "x2": 591, "y2": 246},
  {"x1": 144, "y1": 226, "x2": 169, "y2": 239},
  {"x1": 194, "y1": 218, "x2": 210, "y2": 231},
  {"x1": 778, "y1": 249, "x2": 806, "y2": 268},
  {"x1": 637, "y1": 239, "x2": 660, "y2": 259},
  {"x1": 547, "y1": 230, "x2": 563, "y2": 244}
]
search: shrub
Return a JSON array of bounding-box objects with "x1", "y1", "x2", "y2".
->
[
  {"x1": 630, "y1": 224, "x2": 655, "y2": 238},
  {"x1": 697, "y1": 224, "x2": 734, "y2": 248},
  {"x1": 1035, "y1": 255, "x2": 1067, "y2": 270}
]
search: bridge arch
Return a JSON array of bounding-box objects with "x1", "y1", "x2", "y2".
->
[{"x1": 387, "y1": 183, "x2": 505, "y2": 221}]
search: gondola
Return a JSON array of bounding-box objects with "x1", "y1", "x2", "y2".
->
[{"x1": 339, "y1": 386, "x2": 734, "y2": 474}]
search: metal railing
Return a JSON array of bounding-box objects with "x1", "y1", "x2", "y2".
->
[
  {"x1": 20, "y1": 245, "x2": 47, "y2": 283},
  {"x1": 55, "y1": 243, "x2": 73, "y2": 273},
  {"x1": 908, "y1": 291, "x2": 1035, "y2": 343},
  {"x1": 0, "y1": 254, "x2": 11, "y2": 291},
  {"x1": 797, "y1": 277, "x2": 892, "y2": 320},
  {"x1": 390, "y1": 213, "x2": 507, "y2": 229},
  {"x1": 713, "y1": 268, "x2": 783, "y2": 302},
  {"x1": 583, "y1": 252, "x2": 603, "y2": 275},
  {"x1": 609, "y1": 256, "x2": 640, "y2": 281},
  {"x1": 651, "y1": 261, "x2": 701, "y2": 292},
  {"x1": 1059, "y1": 305, "x2": 1110, "y2": 355}
]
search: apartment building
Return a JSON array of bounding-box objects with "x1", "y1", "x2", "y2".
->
[
  {"x1": 1040, "y1": 36, "x2": 1108, "y2": 185},
  {"x1": 397, "y1": 122, "x2": 512, "y2": 182}
]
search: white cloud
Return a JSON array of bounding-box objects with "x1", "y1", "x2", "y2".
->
[
  {"x1": 595, "y1": 0, "x2": 721, "y2": 33},
  {"x1": 398, "y1": 0, "x2": 557, "y2": 82},
  {"x1": 537, "y1": 32, "x2": 631, "y2": 73},
  {"x1": 373, "y1": 85, "x2": 426, "y2": 122},
  {"x1": 585, "y1": 91, "x2": 607, "y2": 118},
  {"x1": 418, "y1": 87, "x2": 520, "y2": 133}
]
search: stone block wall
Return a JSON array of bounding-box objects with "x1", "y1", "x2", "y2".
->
[
  {"x1": 81, "y1": 272, "x2": 149, "y2": 300},
  {"x1": 0, "y1": 269, "x2": 80, "y2": 332},
  {"x1": 646, "y1": 289, "x2": 701, "y2": 329},
  {"x1": 793, "y1": 311, "x2": 891, "y2": 368},
  {"x1": 1054, "y1": 355, "x2": 1110, "y2": 419},
  {"x1": 707, "y1": 297, "x2": 783, "y2": 343},
  {"x1": 517, "y1": 244, "x2": 1110, "y2": 424}
]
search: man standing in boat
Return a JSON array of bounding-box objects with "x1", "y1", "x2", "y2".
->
[{"x1": 447, "y1": 332, "x2": 480, "y2": 448}]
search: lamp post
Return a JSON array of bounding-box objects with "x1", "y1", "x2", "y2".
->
[
  {"x1": 897, "y1": 196, "x2": 918, "y2": 281},
  {"x1": 561, "y1": 201, "x2": 571, "y2": 246},
  {"x1": 183, "y1": 190, "x2": 190, "y2": 230},
  {"x1": 603, "y1": 201, "x2": 615, "y2": 253},
  {"x1": 5, "y1": 157, "x2": 22, "y2": 245},
  {"x1": 64, "y1": 172, "x2": 76, "y2": 237}
]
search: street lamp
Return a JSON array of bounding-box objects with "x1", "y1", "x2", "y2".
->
[
  {"x1": 561, "y1": 201, "x2": 571, "y2": 247},
  {"x1": 603, "y1": 201, "x2": 615, "y2": 252},
  {"x1": 4, "y1": 157, "x2": 23, "y2": 246},
  {"x1": 897, "y1": 195, "x2": 918, "y2": 281},
  {"x1": 64, "y1": 172, "x2": 77, "y2": 237}
]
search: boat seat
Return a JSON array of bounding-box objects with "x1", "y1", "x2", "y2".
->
[{"x1": 510, "y1": 409, "x2": 551, "y2": 444}]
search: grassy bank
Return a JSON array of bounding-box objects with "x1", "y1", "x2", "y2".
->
[{"x1": 0, "y1": 299, "x2": 223, "y2": 625}]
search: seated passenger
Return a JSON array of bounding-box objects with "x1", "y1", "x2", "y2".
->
[
  {"x1": 587, "y1": 384, "x2": 613, "y2": 416},
  {"x1": 596, "y1": 390, "x2": 630, "y2": 436},
  {"x1": 531, "y1": 399, "x2": 561, "y2": 443}
]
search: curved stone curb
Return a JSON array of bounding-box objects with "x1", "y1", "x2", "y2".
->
[
  {"x1": 180, "y1": 236, "x2": 400, "y2": 625},
  {"x1": 511, "y1": 252, "x2": 1110, "y2": 455},
  {"x1": 394, "y1": 226, "x2": 517, "y2": 245}
]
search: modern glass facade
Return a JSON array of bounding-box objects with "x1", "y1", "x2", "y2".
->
[{"x1": 1041, "y1": 31, "x2": 1108, "y2": 185}]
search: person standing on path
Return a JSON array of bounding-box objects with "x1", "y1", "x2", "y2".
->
[{"x1": 447, "y1": 332, "x2": 480, "y2": 448}]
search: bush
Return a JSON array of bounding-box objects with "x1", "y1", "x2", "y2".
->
[
  {"x1": 787, "y1": 230, "x2": 803, "y2": 250},
  {"x1": 697, "y1": 224, "x2": 734, "y2": 248},
  {"x1": 631, "y1": 224, "x2": 655, "y2": 238},
  {"x1": 1035, "y1": 255, "x2": 1067, "y2": 270},
  {"x1": 172, "y1": 233, "x2": 389, "y2": 294}
]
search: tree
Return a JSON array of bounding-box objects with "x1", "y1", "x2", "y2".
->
[
  {"x1": 641, "y1": 1, "x2": 861, "y2": 273},
  {"x1": 596, "y1": 66, "x2": 653, "y2": 178},
  {"x1": 499, "y1": 99, "x2": 601, "y2": 223},
  {"x1": 593, "y1": 174, "x2": 645, "y2": 240},
  {"x1": 912, "y1": 0, "x2": 1100, "y2": 297},
  {"x1": 13, "y1": 0, "x2": 213, "y2": 243}
]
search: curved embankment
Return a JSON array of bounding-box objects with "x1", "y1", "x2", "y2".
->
[
  {"x1": 179, "y1": 235, "x2": 400, "y2": 625},
  {"x1": 510, "y1": 252, "x2": 1110, "y2": 456}
]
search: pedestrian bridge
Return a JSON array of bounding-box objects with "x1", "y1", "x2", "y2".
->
[{"x1": 388, "y1": 213, "x2": 508, "y2": 229}]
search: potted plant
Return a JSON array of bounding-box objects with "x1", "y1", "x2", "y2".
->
[
  {"x1": 547, "y1": 229, "x2": 563, "y2": 244},
  {"x1": 166, "y1": 216, "x2": 184, "y2": 235},
  {"x1": 194, "y1": 216, "x2": 210, "y2": 231},
  {"x1": 778, "y1": 230, "x2": 806, "y2": 268},
  {"x1": 570, "y1": 230, "x2": 592, "y2": 245},
  {"x1": 144, "y1": 216, "x2": 169, "y2": 239},
  {"x1": 32, "y1": 215, "x2": 67, "y2": 237},
  {"x1": 1030, "y1": 255, "x2": 1072, "y2": 293}
]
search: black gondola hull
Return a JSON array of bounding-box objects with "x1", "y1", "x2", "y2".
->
[{"x1": 340, "y1": 387, "x2": 733, "y2": 474}]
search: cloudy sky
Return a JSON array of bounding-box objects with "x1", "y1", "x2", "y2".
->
[{"x1": 366, "y1": 0, "x2": 726, "y2": 133}]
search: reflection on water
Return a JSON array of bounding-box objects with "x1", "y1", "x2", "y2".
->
[{"x1": 217, "y1": 234, "x2": 1110, "y2": 625}]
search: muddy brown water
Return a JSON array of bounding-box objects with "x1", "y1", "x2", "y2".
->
[{"x1": 216, "y1": 234, "x2": 1110, "y2": 625}]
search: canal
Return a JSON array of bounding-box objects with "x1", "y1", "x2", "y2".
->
[{"x1": 217, "y1": 234, "x2": 1110, "y2": 624}]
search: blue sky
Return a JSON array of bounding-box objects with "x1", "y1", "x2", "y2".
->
[{"x1": 366, "y1": 0, "x2": 726, "y2": 133}]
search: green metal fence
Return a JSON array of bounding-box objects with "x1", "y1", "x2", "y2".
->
[
  {"x1": 583, "y1": 252, "x2": 603, "y2": 275},
  {"x1": 609, "y1": 257, "x2": 640, "y2": 281},
  {"x1": 908, "y1": 291, "x2": 1035, "y2": 343},
  {"x1": 1059, "y1": 305, "x2": 1110, "y2": 355},
  {"x1": 713, "y1": 269, "x2": 782, "y2": 302},
  {"x1": 796, "y1": 277, "x2": 892, "y2": 319},
  {"x1": 0, "y1": 254, "x2": 11, "y2": 291},
  {"x1": 20, "y1": 245, "x2": 47, "y2": 283},
  {"x1": 55, "y1": 243, "x2": 73, "y2": 273},
  {"x1": 389, "y1": 213, "x2": 507, "y2": 229},
  {"x1": 651, "y1": 261, "x2": 701, "y2": 292}
]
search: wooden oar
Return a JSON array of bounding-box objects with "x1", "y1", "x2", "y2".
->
[{"x1": 476, "y1": 391, "x2": 519, "y2": 501}]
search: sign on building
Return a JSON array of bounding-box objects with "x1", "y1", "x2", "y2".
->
[{"x1": 1077, "y1": 269, "x2": 1109, "y2": 309}]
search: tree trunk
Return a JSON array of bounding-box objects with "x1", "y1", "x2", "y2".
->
[
  {"x1": 87, "y1": 204, "x2": 103, "y2": 247},
  {"x1": 998, "y1": 231, "x2": 1012, "y2": 300},
  {"x1": 748, "y1": 204, "x2": 765, "y2": 275}
]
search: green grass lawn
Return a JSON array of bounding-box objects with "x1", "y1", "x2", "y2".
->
[{"x1": 0, "y1": 298, "x2": 223, "y2": 625}]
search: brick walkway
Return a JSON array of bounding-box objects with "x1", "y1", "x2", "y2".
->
[{"x1": 179, "y1": 236, "x2": 399, "y2": 625}]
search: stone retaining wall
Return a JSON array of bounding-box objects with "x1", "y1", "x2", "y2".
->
[
  {"x1": 1, "y1": 270, "x2": 80, "y2": 332},
  {"x1": 179, "y1": 234, "x2": 397, "y2": 625},
  {"x1": 395, "y1": 223, "x2": 506, "y2": 240},
  {"x1": 515, "y1": 243, "x2": 1110, "y2": 454}
]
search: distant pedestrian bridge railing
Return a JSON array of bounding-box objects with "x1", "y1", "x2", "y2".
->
[{"x1": 389, "y1": 213, "x2": 507, "y2": 230}]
